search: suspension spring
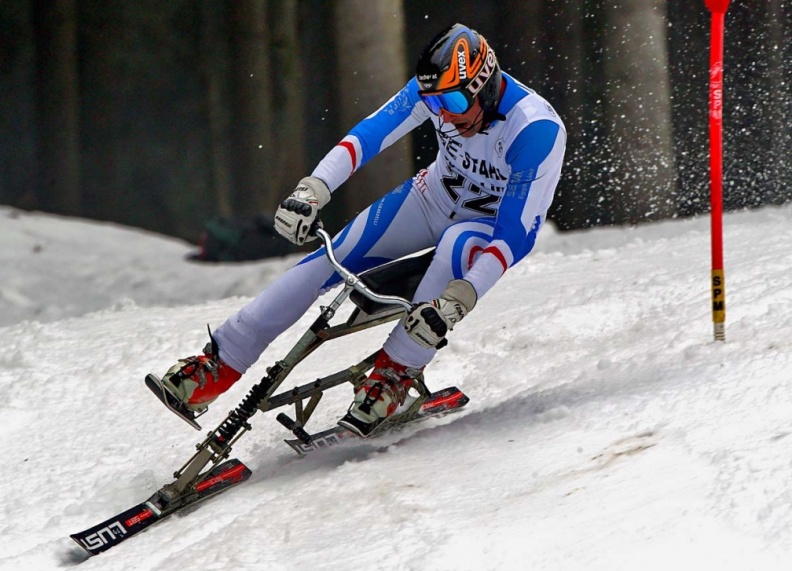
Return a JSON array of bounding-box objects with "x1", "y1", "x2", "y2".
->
[{"x1": 216, "y1": 378, "x2": 271, "y2": 443}]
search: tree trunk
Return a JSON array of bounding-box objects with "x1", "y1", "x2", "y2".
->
[
  {"x1": 666, "y1": 1, "x2": 709, "y2": 218},
  {"x1": 779, "y1": 0, "x2": 792, "y2": 204},
  {"x1": 722, "y1": 2, "x2": 785, "y2": 210},
  {"x1": 78, "y1": 0, "x2": 123, "y2": 223},
  {"x1": 333, "y1": 0, "x2": 411, "y2": 221},
  {"x1": 227, "y1": 0, "x2": 273, "y2": 215},
  {"x1": 298, "y1": 0, "x2": 338, "y2": 172},
  {"x1": 602, "y1": 0, "x2": 677, "y2": 225},
  {"x1": 542, "y1": 0, "x2": 595, "y2": 230},
  {"x1": 200, "y1": 0, "x2": 233, "y2": 217},
  {"x1": 268, "y1": 0, "x2": 305, "y2": 199},
  {"x1": 32, "y1": 0, "x2": 80, "y2": 215},
  {"x1": 762, "y1": 0, "x2": 789, "y2": 204},
  {"x1": 494, "y1": 0, "x2": 545, "y2": 87}
]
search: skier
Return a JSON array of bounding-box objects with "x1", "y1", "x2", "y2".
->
[{"x1": 156, "y1": 23, "x2": 567, "y2": 437}]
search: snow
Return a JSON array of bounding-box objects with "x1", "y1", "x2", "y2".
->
[{"x1": 2, "y1": 204, "x2": 792, "y2": 570}]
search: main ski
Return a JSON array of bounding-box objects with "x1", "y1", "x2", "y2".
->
[
  {"x1": 70, "y1": 458, "x2": 251, "y2": 556},
  {"x1": 285, "y1": 386, "x2": 469, "y2": 454}
]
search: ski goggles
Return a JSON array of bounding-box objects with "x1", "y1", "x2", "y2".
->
[{"x1": 419, "y1": 89, "x2": 475, "y2": 115}]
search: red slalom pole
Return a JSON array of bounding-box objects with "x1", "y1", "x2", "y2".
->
[{"x1": 705, "y1": 0, "x2": 730, "y2": 341}]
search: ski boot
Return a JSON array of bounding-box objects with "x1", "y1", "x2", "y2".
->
[
  {"x1": 338, "y1": 350, "x2": 424, "y2": 438},
  {"x1": 146, "y1": 334, "x2": 241, "y2": 429}
]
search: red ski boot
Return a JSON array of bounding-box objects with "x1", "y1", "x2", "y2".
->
[
  {"x1": 160, "y1": 340, "x2": 242, "y2": 413},
  {"x1": 338, "y1": 350, "x2": 423, "y2": 437}
]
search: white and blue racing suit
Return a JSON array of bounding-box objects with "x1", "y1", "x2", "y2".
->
[{"x1": 214, "y1": 72, "x2": 567, "y2": 371}]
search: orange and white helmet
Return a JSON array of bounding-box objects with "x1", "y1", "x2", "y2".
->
[{"x1": 415, "y1": 23, "x2": 502, "y2": 116}]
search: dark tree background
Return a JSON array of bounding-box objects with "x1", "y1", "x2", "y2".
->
[{"x1": 1, "y1": 0, "x2": 790, "y2": 243}]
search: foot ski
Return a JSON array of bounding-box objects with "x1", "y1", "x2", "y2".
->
[
  {"x1": 71, "y1": 458, "x2": 251, "y2": 556},
  {"x1": 145, "y1": 373, "x2": 203, "y2": 430},
  {"x1": 286, "y1": 386, "x2": 469, "y2": 454}
]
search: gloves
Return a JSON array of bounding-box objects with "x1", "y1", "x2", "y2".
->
[
  {"x1": 404, "y1": 279, "x2": 478, "y2": 349},
  {"x1": 274, "y1": 176, "x2": 331, "y2": 245}
]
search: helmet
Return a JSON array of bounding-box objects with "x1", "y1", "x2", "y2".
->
[{"x1": 416, "y1": 24, "x2": 502, "y2": 116}]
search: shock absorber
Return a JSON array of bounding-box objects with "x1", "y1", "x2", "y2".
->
[{"x1": 216, "y1": 364, "x2": 282, "y2": 443}]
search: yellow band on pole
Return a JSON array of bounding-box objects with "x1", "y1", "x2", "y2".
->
[{"x1": 711, "y1": 269, "x2": 725, "y2": 340}]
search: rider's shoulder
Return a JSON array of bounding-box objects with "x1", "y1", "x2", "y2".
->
[{"x1": 500, "y1": 74, "x2": 563, "y2": 129}]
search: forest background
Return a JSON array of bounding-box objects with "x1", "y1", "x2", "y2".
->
[{"x1": 2, "y1": 1, "x2": 790, "y2": 244}]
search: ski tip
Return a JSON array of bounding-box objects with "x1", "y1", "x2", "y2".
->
[
  {"x1": 69, "y1": 501, "x2": 160, "y2": 556},
  {"x1": 68, "y1": 536, "x2": 95, "y2": 560},
  {"x1": 420, "y1": 386, "x2": 469, "y2": 414}
]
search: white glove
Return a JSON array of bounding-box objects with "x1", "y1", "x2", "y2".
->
[
  {"x1": 404, "y1": 279, "x2": 477, "y2": 349},
  {"x1": 274, "y1": 176, "x2": 331, "y2": 245}
]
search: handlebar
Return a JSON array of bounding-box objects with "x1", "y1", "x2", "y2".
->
[{"x1": 315, "y1": 228, "x2": 413, "y2": 312}]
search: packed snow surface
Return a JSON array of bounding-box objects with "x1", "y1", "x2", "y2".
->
[{"x1": 2, "y1": 205, "x2": 792, "y2": 570}]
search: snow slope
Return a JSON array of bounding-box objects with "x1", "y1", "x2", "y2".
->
[
  {"x1": 0, "y1": 208, "x2": 296, "y2": 327},
  {"x1": 2, "y1": 205, "x2": 792, "y2": 570}
]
